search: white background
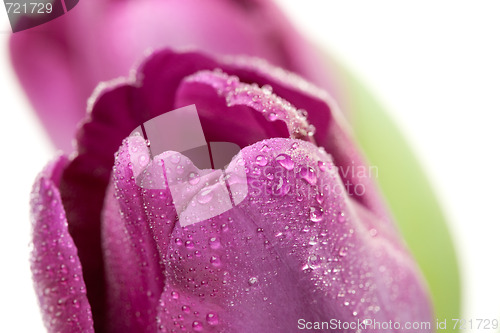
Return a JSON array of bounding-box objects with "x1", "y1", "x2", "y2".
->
[{"x1": 1, "y1": 1, "x2": 499, "y2": 331}]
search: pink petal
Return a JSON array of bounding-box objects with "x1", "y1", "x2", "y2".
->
[
  {"x1": 9, "y1": 33, "x2": 83, "y2": 153},
  {"x1": 111, "y1": 135, "x2": 433, "y2": 332},
  {"x1": 219, "y1": 55, "x2": 389, "y2": 219},
  {"x1": 10, "y1": 0, "x2": 334, "y2": 152},
  {"x1": 30, "y1": 156, "x2": 94, "y2": 333},
  {"x1": 101, "y1": 136, "x2": 171, "y2": 332},
  {"x1": 175, "y1": 69, "x2": 315, "y2": 148},
  {"x1": 56, "y1": 49, "x2": 415, "y2": 330}
]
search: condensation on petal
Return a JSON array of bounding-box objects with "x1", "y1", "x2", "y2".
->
[
  {"x1": 183, "y1": 69, "x2": 317, "y2": 143},
  {"x1": 154, "y1": 138, "x2": 433, "y2": 333},
  {"x1": 30, "y1": 156, "x2": 95, "y2": 333}
]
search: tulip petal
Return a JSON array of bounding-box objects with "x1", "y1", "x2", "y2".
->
[
  {"x1": 175, "y1": 69, "x2": 315, "y2": 148},
  {"x1": 9, "y1": 33, "x2": 82, "y2": 153},
  {"x1": 30, "y1": 156, "x2": 94, "y2": 333},
  {"x1": 58, "y1": 83, "x2": 142, "y2": 331},
  {"x1": 139, "y1": 49, "x2": 388, "y2": 218},
  {"x1": 60, "y1": 49, "x2": 424, "y2": 330},
  {"x1": 79, "y1": 50, "x2": 385, "y2": 220},
  {"x1": 218, "y1": 55, "x2": 390, "y2": 219},
  {"x1": 138, "y1": 138, "x2": 433, "y2": 332},
  {"x1": 10, "y1": 0, "x2": 334, "y2": 152},
  {"x1": 101, "y1": 135, "x2": 170, "y2": 332}
]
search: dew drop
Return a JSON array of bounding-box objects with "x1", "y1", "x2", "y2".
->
[
  {"x1": 182, "y1": 305, "x2": 191, "y2": 313},
  {"x1": 307, "y1": 254, "x2": 321, "y2": 269},
  {"x1": 209, "y1": 237, "x2": 221, "y2": 249},
  {"x1": 315, "y1": 192, "x2": 325, "y2": 204},
  {"x1": 308, "y1": 236, "x2": 318, "y2": 246},
  {"x1": 188, "y1": 172, "x2": 200, "y2": 185},
  {"x1": 255, "y1": 155, "x2": 268, "y2": 166},
  {"x1": 248, "y1": 277, "x2": 258, "y2": 286},
  {"x1": 209, "y1": 256, "x2": 221, "y2": 267},
  {"x1": 171, "y1": 291, "x2": 179, "y2": 299},
  {"x1": 267, "y1": 112, "x2": 278, "y2": 121},
  {"x1": 337, "y1": 212, "x2": 346, "y2": 223},
  {"x1": 138, "y1": 154, "x2": 149, "y2": 167},
  {"x1": 299, "y1": 167, "x2": 317, "y2": 185},
  {"x1": 261, "y1": 84, "x2": 273, "y2": 95},
  {"x1": 196, "y1": 189, "x2": 213, "y2": 204},
  {"x1": 192, "y1": 320, "x2": 203, "y2": 331},
  {"x1": 169, "y1": 154, "x2": 180, "y2": 164},
  {"x1": 206, "y1": 312, "x2": 219, "y2": 326},
  {"x1": 339, "y1": 247, "x2": 348, "y2": 257},
  {"x1": 276, "y1": 154, "x2": 294, "y2": 171},
  {"x1": 310, "y1": 206, "x2": 324, "y2": 223}
]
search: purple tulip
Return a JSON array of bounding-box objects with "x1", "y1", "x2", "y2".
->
[
  {"x1": 30, "y1": 49, "x2": 433, "y2": 332},
  {"x1": 10, "y1": 0, "x2": 335, "y2": 153}
]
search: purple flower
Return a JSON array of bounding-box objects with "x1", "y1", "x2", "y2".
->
[
  {"x1": 30, "y1": 49, "x2": 433, "y2": 332},
  {"x1": 10, "y1": 0, "x2": 334, "y2": 153}
]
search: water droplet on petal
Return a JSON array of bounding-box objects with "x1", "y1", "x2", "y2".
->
[
  {"x1": 196, "y1": 189, "x2": 213, "y2": 204},
  {"x1": 339, "y1": 247, "x2": 348, "y2": 257},
  {"x1": 310, "y1": 206, "x2": 324, "y2": 223},
  {"x1": 248, "y1": 277, "x2": 258, "y2": 286},
  {"x1": 182, "y1": 305, "x2": 191, "y2": 313},
  {"x1": 206, "y1": 312, "x2": 219, "y2": 326},
  {"x1": 192, "y1": 320, "x2": 203, "y2": 331},
  {"x1": 261, "y1": 84, "x2": 273, "y2": 95},
  {"x1": 300, "y1": 167, "x2": 317, "y2": 185},
  {"x1": 276, "y1": 154, "x2": 294, "y2": 170},
  {"x1": 139, "y1": 154, "x2": 149, "y2": 167},
  {"x1": 255, "y1": 155, "x2": 268, "y2": 166},
  {"x1": 210, "y1": 256, "x2": 221, "y2": 267},
  {"x1": 315, "y1": 192, "x2": 325, "y2": 204},
  {"x1": 318, "y1": 161, "x2": 326, "y2": 172},
  {"x1": 307, "y1": 254, "x2": 321, "y2": 269},
  {"x1": 169, "y1": 154, "x2": 180, "y2": 164},
  {"x1": 188, "y1": 172, "x2": 200, "y2": 185},
  {"x1": 209, "y1": 237, "x2": 221, "y2": 249},
  {"x1": 337, "y1": 211, "x2": 346, "y2": 223},
  {"x1": 267, "y1": 112, "x2": 278, "y2": 121},
  {"x1": 171, "y1": 291, "x2": 179, "y2": 299}
]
